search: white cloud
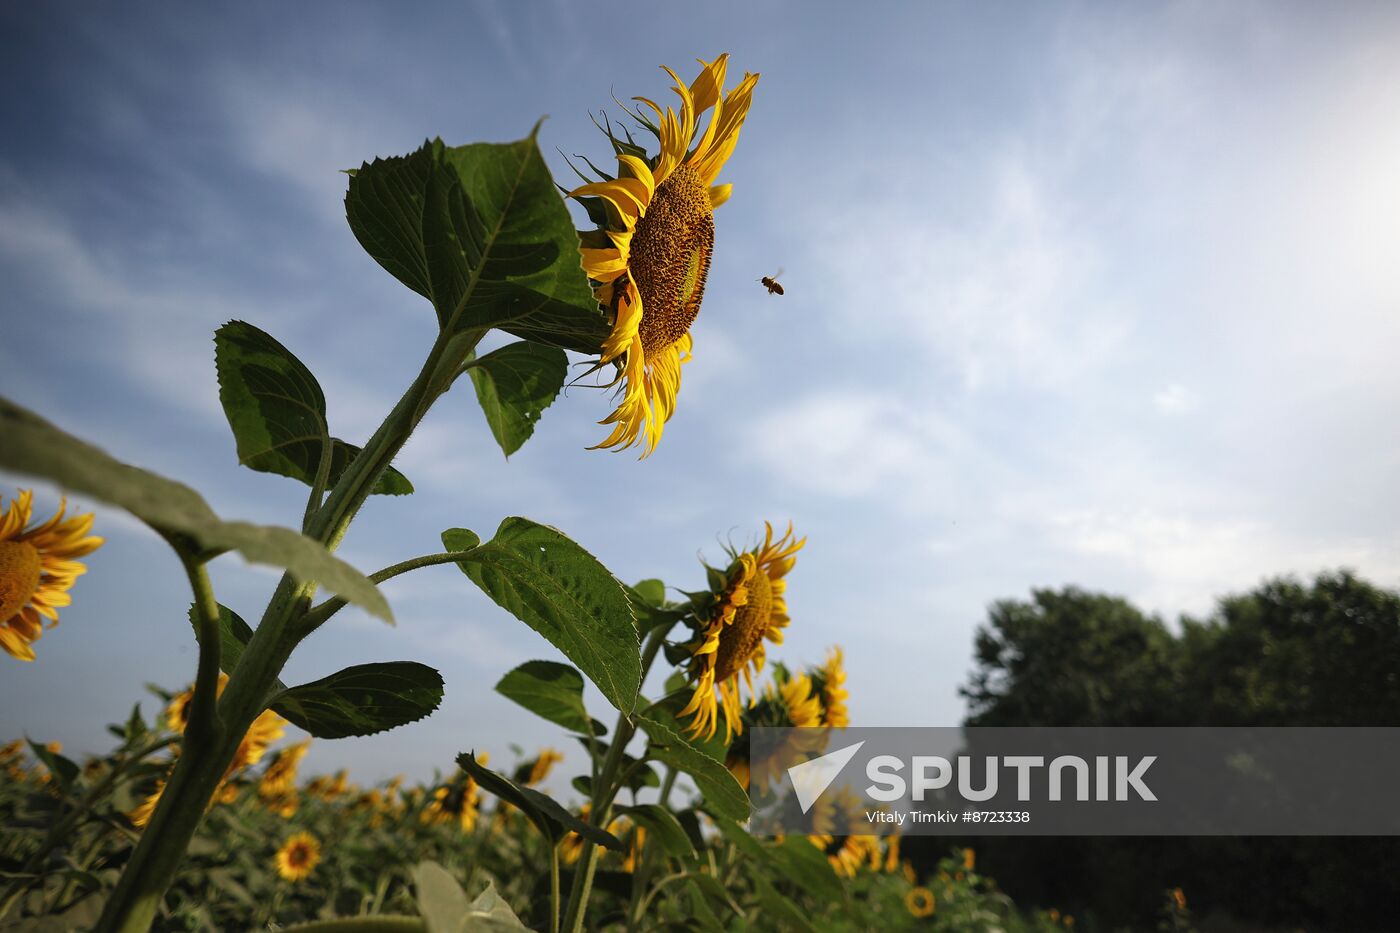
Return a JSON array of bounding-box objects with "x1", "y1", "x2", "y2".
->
[
  {"x1": 743, "y1": 390, "x2": 958, "y2": 497},
  {"x1": 1152, "y1": 383, "x2": 1195, "y2": 415}
]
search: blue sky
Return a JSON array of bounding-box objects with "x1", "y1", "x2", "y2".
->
[{"x1": 3, "y1": 1, "x2": 1400, "y2": 788}]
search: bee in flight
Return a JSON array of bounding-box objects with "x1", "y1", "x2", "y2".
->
[{"x1": 758, "y1": 269, "x2": 785, "y2": 296}]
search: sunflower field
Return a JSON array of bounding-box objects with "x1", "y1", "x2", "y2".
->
[{"x1": 0, "y1": 52, "x2": 1191, "y2": 933}]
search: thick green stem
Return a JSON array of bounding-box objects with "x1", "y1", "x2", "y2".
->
[
  {"x1": 561, "y1": 627, "x2": 669, "y2": 933},
  {"x1": 95, "y1": 327, "x2": 483, "y2": 932}
]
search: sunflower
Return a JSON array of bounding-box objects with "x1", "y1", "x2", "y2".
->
[
  {"x1": 258, "y1": 739, "x2": 311, "y2": 801},
  {"x1": 165, "y1": 674, "x2": 286, "y2": 778},
  {"x1": 808, "y1": 787, "x2": 880, "y2": 879},
  {"x1": 814, "y1": 647, "x2": 850, "y2": 728},
  {"x1": 0, "y1": 490, "x2": 103, "y2": 662},
  {"x1": 570, "y1": 54, "x2": 760, "y2": 455},
  {"x1": 275, "y1": 832, "x2": 321, "y2": 882},
  {"x1": 905, "y1": 886, "x2": 936, "y2": 919},
  {"x1": 421, "y1": 760, "x2": 486, "y2": 833},
  {"x1": 678, "y1": 522, "x2": 803, "y2": 742},
  {"x1": 133, "y1": 678, "x2": 286, "y2": 827},
  {"x1": 524, "y1": 747, "x2": 564, "y2": 786},
  {"x1": 727, "y1": 668, "x2": 825, "y2": 792}
]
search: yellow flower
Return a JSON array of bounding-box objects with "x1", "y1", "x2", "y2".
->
[
  {"x1": 138, "y1": 676, "x2": 286, "y2": 828},
  {"x1": 525, "y1": 748, "x2": 564, "y2": 786},
  {"x1": 129, "y1": 780, "x2": 164, "y2": 828},
  {"x1": 816, "y1": 647, "x2": 850, "y2": 728},
  {"x1": 905, "y1": 886, "x2": 936, "y2": 919},
  {"x1": 259, "y1": 739, "x2": 311, "y2": 801},
  {"x1": 229, "y1": 710, "x2": 286, "y2": 778},
  {"x1": 570, "y1": 55, "x2": 760, "y2": 455},
  {"x1": 0, "y1": 740, "x2": 22, "y2": 763},
  {"x1": 808, "y1": 788, "x2": 879, "y2": 878},
  {"x1": 621, "y1": 823, "x2": 647, "y2": 873},
  {"x1": 421, "y1": 759, "x2": 486, "y2": 833},
  {"x1": 729, "y1": 669, "x2": 825, "y2": 792},
  {"x1": 0, "y1": 490, "x2": 103, "y2": 661},
  {"x1": 216, "y1": 783, "x2": 240, "y2": 805},
  {"x1": 962, "y1": 847, "x2": 976, "y2": 871},
  {"x1": 1172, "y1": 887, "x2": 1187, "y2": 910},
  {"x1": 679, "y1": 522, "x2": 804, "y2": 741},
  {"x1": 307, "y1": 768, "x2": 350, "y2": 801},
  {"x1": 275, "y1": 831, "x2": 321, "y2": 882},
  {"x1": 883, "y1": 834, "x2": 902, "y2": 873}
]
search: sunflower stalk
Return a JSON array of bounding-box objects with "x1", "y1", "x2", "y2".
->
[
  {"x1": 560, "y1": 624, "x2": 668, "y2": 933},
  {"x1": 94, "y1": 326, "x2": 484, "y2": 933}
]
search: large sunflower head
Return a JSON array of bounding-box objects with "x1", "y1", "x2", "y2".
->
[
  {"x1": 677, "y1": 522, "x2": 804, "y2": 742},
  {"x1": 571, "y1": 54, "x2": 760, "y2": 456},
  {"x1": 0, "y1": 490, "x2": 103, "y2": 662}
]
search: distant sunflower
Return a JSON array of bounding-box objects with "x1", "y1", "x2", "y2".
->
[
  {"x1": 524, "y1": 747, "x2": 564, "y2": 786},
  {"x1": 808, "y1": 787, "x2": 880, "y2": 879},
  {"x1": 421, "y1": 759, "x2": 486, "y2": 833},
  {"x1": 259, "y1": 739, "x2": 310, "y2": 799},
  {"x1": 0, "y1": 490, "x2": 103, "y2": 662},
  {"x1": 570, "y1": 54, "x2": 760, "y2": 455},
  {"x1": 727, "y1": 669, "x2": 824, "y2": 792},
  {"x1": 905, "y1": 886, "x2": 936, "y2": 918},
  {"x1": 679, "y1": 522, "x2": 804, "y2": 741},
  {"x1": 275, "y1": 831, "x2": 321, "y2": 882},
  {"x1": 814, "y1": 647, "x2": 850, "y2": 728}
]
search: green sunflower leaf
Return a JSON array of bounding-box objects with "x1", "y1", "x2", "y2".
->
[
  {"x1": 26, "y1": 739, "x2": 79, "y2": 789},
  {"x1": 635, "y1": 713, "x2": 749, "y2": 821},
  {"x1": 0, "y1": 396, "x2": 392, "y2": 622},
  {"x1": 269, "y1": 662, "x2": 443, "y2": 738},
  {"x1": 494, "y1": 660, "x2": 595, "y2": 736},
  {"x1": 215, "y1": 321, "x2": 412, "y2": 496},
  {"x1": 753, "y1": 874, "x2": 819, "y2": 933},
  {"x1": 456, "y1": 751, "x2": 623, "y2": 851},
  {"x1": 771, "y1": 836, "x2": 840, "y2": 902},
  {"x1": 466, "y1": 341, "x2": 568, "y2": 457},
  {"x1": 345, "y1": 133, "x2": 609, "y2": 354},
  {"x1": 447, "y1": 518, "x2": 640, "y2": 714},
  {"x1": 614, "y1": 804, "x2": 698, "y2": 859},
  {"x1": 412, "y1": 861, "x2": 468, "y2": 933}
]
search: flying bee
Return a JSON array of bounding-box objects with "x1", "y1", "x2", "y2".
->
[{"x1": 758, "y1": 269, "x2": 785, "y2": 296}]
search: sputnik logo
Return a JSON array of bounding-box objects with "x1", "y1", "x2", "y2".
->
[{"x1": 786, "y1": 740, "x2": 866, "y2": 814}]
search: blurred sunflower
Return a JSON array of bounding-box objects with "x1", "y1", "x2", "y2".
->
[
  {"x1": 905, "y1": 886, "x2": 936, "y2": 918},
  {"x1": 258, "y1": 739, "x2": 310, "y2": 800},
  {"x1": 259, "y1": 738, "x2": 310, "y2": 816},
  {"x1": 0, "y1": 490, "x2": 103, "y2": 661},
  {"x1": 814, "y1": 647, "x2": 850, "y2": 728},
  {"x1": 621, "y1": 822, "x2": 647, "y2": 873},
  {"x1": 275, "y1": 832, "x2": 321, "y2": 882},
  {"x1": 570, "y1": 54, "x2": 760, "y2": 455},
  {"x1": 725, "y1": 668, "x2": 824, "y2": 792},
  {"x1": 421, "y1": 759, "x2": 486, "y2": 833},
  {"x1": 133, "y1": 678, "x2": 286, "y2": 827},
  {"x1": 678, "y1": 522, "x2": 804, "y2": 741},
  {"x1": 524, "y1": 747, "x2": 564, "y2": 786},
  {"x1": 808, "y1": 788, "x2": 880, "y2": 879}
]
